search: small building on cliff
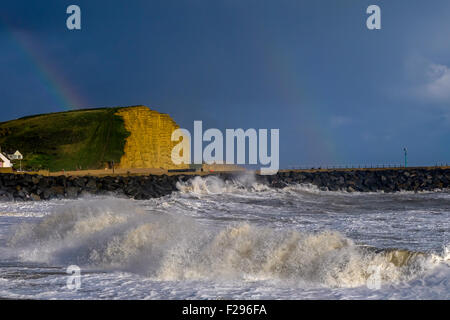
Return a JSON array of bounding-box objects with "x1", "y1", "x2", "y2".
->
[{"x1": 8, "y1": 150, "x2": 23, "y2": 160}]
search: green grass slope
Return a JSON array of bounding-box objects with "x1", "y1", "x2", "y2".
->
[{"x1": 0, "y1": 107, "x2": 130, "y2": 171}]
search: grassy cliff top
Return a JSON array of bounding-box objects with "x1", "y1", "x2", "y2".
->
[{"x1": 0, "y1": 107, "x2": 133, "y2": 171}]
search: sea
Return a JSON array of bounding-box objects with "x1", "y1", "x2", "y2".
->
[{"x1": 0, "y1": 174, "x2": 448, "y2": 299}]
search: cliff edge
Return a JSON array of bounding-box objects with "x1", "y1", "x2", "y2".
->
[{"x1": 116, "y1": 106, "x2": 189, "y2": 170}]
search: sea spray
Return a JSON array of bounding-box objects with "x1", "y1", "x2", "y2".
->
[
  {"x1": 6, "y1": 198, "x2": 441, "y2": 288},
  {"x1": 176, "y1": 173, "x2": 270, "y2": 195}
]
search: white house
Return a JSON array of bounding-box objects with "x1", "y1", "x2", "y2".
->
[
  {"x1": 8, "y1": 150, "x2": 23, "y2": 160},
  {"x1": 0, "y1": 153, "x2": 12, "y2": 168}
]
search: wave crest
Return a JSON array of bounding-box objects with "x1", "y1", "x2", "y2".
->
[
  {"x1": 7, "y1": 198, "x2": 444, "y2": 288},
  {"x1": 176, "y1": 174, "x2": 270, "y2": 195}
]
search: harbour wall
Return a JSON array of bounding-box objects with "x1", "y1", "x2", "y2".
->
[{"x1": 0, "y1": 167, "x2": 448, "y2": 201}]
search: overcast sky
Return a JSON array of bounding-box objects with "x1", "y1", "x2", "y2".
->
[{"x1": 1, "y1": 0, "x2": 449, "y2": 167}]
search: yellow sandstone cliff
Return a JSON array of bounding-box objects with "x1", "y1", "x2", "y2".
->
[{"x1": 115, "y1": 106, "x2": 189, "y2": 169}]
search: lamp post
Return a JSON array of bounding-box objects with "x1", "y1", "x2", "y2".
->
[{"x1": 403, "y1": 147, "x2": 407, "y2": 168}]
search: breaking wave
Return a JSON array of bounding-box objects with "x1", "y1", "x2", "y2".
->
[
  {"x1": 175, "y1": 174, "x2": 375, "y2": 196},
  {"x1": 175, "y1": 174, "x2": 337, "y2": 199},
  {"x1": 175, "y1": 174, "x2": 448, "y2": 197},
  {"x1": 7, "y1": 198, "x2": 447, "y2": 288},
  {"x1": 176, "y1": 174, "x2": 271, "y2": 194}
]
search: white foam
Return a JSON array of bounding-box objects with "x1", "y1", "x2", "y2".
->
[
  {"x1": 0, "y1": 175, "x2": 448, "y2": 299},
  {"x1": 6, "y1": 198, "x2": 446, "y2": 289}
]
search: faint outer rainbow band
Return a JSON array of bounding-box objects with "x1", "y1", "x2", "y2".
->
[{"x1": 0, "y1": 14, "x2": 87, "y2": 110}]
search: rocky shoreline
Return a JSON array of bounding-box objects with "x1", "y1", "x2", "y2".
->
[
  {"x1": 260, "y1": 167, "x2": 450, "y2": 192},
  {"x1": 0, "y1": 167, "x2": 448, "y2": 201}
]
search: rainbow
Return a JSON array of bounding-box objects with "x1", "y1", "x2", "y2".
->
[
  {"x1": 262, "y1": 42, "x2": 340, "y2": 164},
  {"x1": 0, "y1": 15, "x2": 87, "y2": 110}
]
